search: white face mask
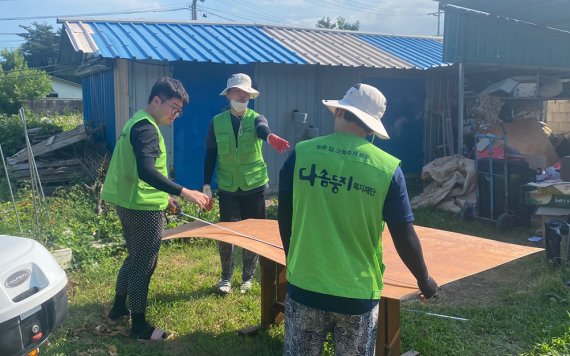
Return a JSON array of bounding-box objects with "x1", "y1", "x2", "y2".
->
[{"x1": 230, "y1": 100, "x2": 249, "y2": 113}]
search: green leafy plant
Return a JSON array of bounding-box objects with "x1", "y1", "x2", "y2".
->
[{"x1": 0, "y1": 49, "x2": 52, "y2": 114}]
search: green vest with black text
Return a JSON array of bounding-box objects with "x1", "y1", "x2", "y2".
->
[
  {"x1": 288, "y1": 132, "x2": 400, "y2": 300},
  {"x1": 213, "y1": 109, "x2": 268, "y2": 192},
  {"x1": 101, "y1": 110, "x2": 169, "y2": 211}
]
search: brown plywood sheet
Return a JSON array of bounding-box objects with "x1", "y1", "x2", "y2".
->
[
  {"x1": 163, "y1": 219, "x2": 286, "y2": 265},
  {"x1": 163, "y1": 219, "x2": 541, "y2": 300}
]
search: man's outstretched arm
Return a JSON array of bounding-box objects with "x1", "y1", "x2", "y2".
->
[{"x1": 388, "y1": 221, "x2": 437, "y2": 300}]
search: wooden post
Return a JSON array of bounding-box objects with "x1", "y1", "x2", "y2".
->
[
  {"x1": 259, "y1": 256, "x2": 278, "y2": 326},
  {"x1": 273, "y1": 264, "x2": 287, "y2": 324},
  {"x1": 376, "y1": 298, "x2": 401, "y2": 356}
]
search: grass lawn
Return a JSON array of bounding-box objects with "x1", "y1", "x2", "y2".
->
[{"x1": 43, "y1": 208, "x2": 570, "y2": 356}]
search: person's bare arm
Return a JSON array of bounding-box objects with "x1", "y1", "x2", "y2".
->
[{"x1": 388, "y1": 221, "x2": 437, "y2": 300}]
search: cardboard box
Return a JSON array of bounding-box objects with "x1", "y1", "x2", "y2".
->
[
  {"x1": 534, "y1": 206, "x2": 570, "y2": 235},
  {"x1": 526, "y1": 191, "x2": 570, "y2": 208},
  {"x1": 526, "y1": 182, "x2": 570, "y2": 195}
]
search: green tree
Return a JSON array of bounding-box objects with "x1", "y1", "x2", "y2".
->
[
  {"x1": 18, "y1": 22, "x2": 60, "y2": 68},
  {"x1": 0, "y1": 49, "x2": 52, "y2": 114},
  {"x1": 316, "y1": 16, "x2": 360, "y2": 31}
]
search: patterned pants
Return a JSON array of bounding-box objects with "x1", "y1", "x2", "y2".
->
[
  {"x1": 283, "y1": 296, "x2": 379, "y2": 356},
  {"x1": 217, "y1": 191, "x2": 265, "y2": 282},
  {"x1": 114, "y1": 206, "x2": 164, "y2": 314}
]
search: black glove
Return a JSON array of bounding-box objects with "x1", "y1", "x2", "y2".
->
[{"x1": 418, "y1": 276, "x2": 438, "y2": 300}]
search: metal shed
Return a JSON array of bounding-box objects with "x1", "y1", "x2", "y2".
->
[
  {"x1": 432, "y1": 1, "x2": 570, "y2": 156},
  {"x1": 59, "y1": 19, "x2": 446, "y2": 191}
]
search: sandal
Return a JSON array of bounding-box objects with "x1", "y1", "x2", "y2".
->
[{"x1": 129, "y1": 325, "x2": 169, "y2": 342}]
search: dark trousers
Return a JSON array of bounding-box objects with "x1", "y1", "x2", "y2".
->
[
  {"x1": 218, "y1": 190, "x2": 266, "y2": 281},
  {"x1": 115, "y1": 206, "x2": 164, "y2": 314}
]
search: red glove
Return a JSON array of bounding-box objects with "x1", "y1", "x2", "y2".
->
[{"x1": 267, "y1": 134, "x2": 290, "y2": 153}]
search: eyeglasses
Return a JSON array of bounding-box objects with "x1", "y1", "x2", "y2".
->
[{"x1": 159, "y1": 97, "x2": 183, "y2": 118}]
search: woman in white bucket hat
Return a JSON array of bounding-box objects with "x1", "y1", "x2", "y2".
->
[
  {"x1": 203, "y1": 73, "x2": 290, "y2": 294},
  {"x1": 278, "y1": 83, "x2": 437, "y2": 355}
]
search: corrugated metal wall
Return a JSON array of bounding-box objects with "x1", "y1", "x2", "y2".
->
[
  {"x1": 169, "y1": 62, "x2": 370, "y2": 191},
  {"x1": 255, "y1": 65, "x2": 428, "y2": 189},
  {"x1": 255, "y1": 63, "x2": 317, "y2": 192},
  {"x1": 255, "y1": 64, "x2": 363, "y2": 191},
  {"x1": 172, "y1": 62, "x2": 252, "y2": 189},
  {"x1": 125, "y1": 61, "x2": 173, "y2": 170},
  {"x1": 82, "y1": 69, "x2": 116, "y2": 150},
  {"x1": 364, "y1": 76, "x2": 426, "y2": 173},
  {"x1": 114, "y1": 59, "x2": 129, "y2": 140},
  {"x1": 100, "y1": 59, "x2": 428, "y2": 190},
  {"x1": 444, "y1": 6, "x2": 570, "y2": 69}
]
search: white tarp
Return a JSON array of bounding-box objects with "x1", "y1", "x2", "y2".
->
[{"x1": 411, "y1": 155, "x2": 477, "y2": 213}]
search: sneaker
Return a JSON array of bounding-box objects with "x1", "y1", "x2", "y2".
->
[
  {"x1": 240, "y1": 280, "x2": 253, "y2": 294},
  {"x1": 218, "y1": 279, "x2": 231, "y2": 294}
]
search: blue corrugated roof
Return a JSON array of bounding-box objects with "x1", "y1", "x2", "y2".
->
[
  {"x1": 357, "y1": 35, "x2": 444, "y2": 69},
  {"x1": 81, "y1": 21, "x2": 306, "y2": 64},
  {"x1": 60, "y1": 19, "x2": 446, "y2": 69}
]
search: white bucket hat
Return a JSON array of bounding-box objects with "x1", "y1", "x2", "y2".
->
[
  {"x1": 219, "y1": 73, "x2": 260, "y2": 99},
  {"x1": 322, "y1": 84, "x2": 389, "y2": 139}
]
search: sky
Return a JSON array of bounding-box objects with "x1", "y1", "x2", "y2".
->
[{"x1": 0, "y1": 0, "x2": 443, "y2": 50}]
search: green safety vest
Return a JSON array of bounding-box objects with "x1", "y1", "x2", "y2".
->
[
  {"x1": 213, "y1": 109, "x2": 268, "y2": 192},
  {"x1": 101, "y1": 110, "x2": 169, "y2": 211},
  {"x1": 288, "y1": 132, "x2": 400, "y2": 300}
]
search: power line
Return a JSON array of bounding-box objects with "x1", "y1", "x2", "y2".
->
[
  {"x1": 0, "y1": 3, "x2": 190, "y2": 21},
  {"x1": 200, "y1": 7, "x2": 257, "y2": 23},
  {"x1": 1, "y1": 60, "x2": 83, "y2": 74},
  {"x1": 201, "y1": 10, "x2": 236, "y2": 23},
  {"x1": 317, "y1": 0, "x2": 428, "y2": 16},
  {"x1": 201, "y1": 4, "x2": 300, "y2": 26},
  {"x1": 230, "y1": 1, "x2": 302, "y2": 26},
  {"x1": 0, "y1": 66, "x2": 79, "y2": 80}
]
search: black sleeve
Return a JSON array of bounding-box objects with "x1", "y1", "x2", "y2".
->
[
  {"x1": 204, "y1": 147, "x2": 217, "y2": 185},
  {"x1": 278, "y1": 149, "x2": 296, "y2": 255},
  {"x1": 387, "y1": 222, "x2": 430, "y2": 283},
  {"x1": 203, "y1": 121, "x2": 217, "y2": 185},
  {"x1": 255, "y1": 115, "x2": 271, "y2": 141},
  {"x1": 130, "y1": 120, "x2": 183, "y2": 196},
  {"x1": 204, "y1": 121, "x2": 217, "y2": 148}
]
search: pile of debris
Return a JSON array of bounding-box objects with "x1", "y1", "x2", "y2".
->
[{"x1": 7, "y1": 124, "x2": 109, "y2": 195}]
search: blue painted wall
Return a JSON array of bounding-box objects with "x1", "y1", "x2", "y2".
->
[
  {"x1": 82, "y1": 70, "x2": 116, "y2": 151},
  {"x1": 172, "y1": 62, "x2": 254, "y2": 189},
  {"x1": 364, "y1": 77, "x2": 425, "y2": 174}
]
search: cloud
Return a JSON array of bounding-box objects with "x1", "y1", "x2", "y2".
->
[{"x1": 271, "y1": 0, "x2": 439, "y2": 34}]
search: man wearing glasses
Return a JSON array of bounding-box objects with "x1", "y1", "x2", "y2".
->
[{"x1": 102, "y1": 77, "x2": 212, "y2": 341}]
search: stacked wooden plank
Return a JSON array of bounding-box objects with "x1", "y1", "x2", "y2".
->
[
  {"x1": 7, "y1": 125, "x2": 90, "y2": 190},
  {"x1": 9, "y1": 159, "x2": 83, "y2": 184},
  {"x1": 9, "y1": 125, "x2": 86, "y2": 164}
]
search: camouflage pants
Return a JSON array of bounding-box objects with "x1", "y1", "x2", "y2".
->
[
  {"x1": 218, "y1": 190, "x2": 265, "y2": 282},
  {"x1": 283, "y1": 296, "x2": 379, "y2": 356}
]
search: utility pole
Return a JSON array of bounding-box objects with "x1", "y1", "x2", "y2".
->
[
  {"x1": 428, "y1": 7, "x2": 443, "y2": 36},
  {"x1": 436, "y1": 9, "x2": 441, "y2": 36},
  {"x1": 192, "y1": 0, "x2": 197, "y2": 20}
]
